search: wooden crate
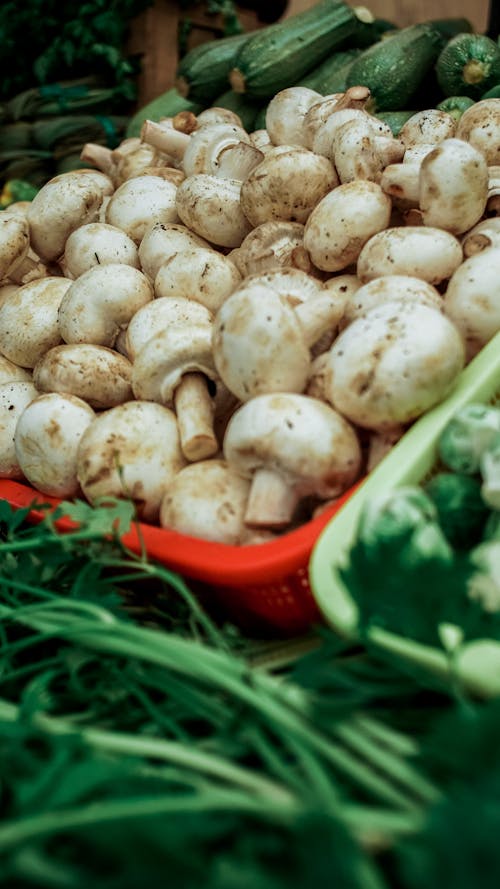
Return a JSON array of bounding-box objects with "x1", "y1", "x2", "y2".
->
[
  {"x1": 127, "y1": 2, "x2": 265, "y2": 107},
  {"x1": 127, "y1": 0, "x2": 491, "y2": 108}
]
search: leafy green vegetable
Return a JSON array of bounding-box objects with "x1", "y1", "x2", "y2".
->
[
  {"x1": 424, "y1": 471, "x2": 490, "y2": 550},
  {"x1": 339, "y1": 487, "x2": 475, "y2": 647},
  {"x1": 480, "y1": 432, "x2": 500, "y2": 510},
  {"x1": 0, "y1": 0, "x2": 154, "y2": 101},
  {"x1": 438, "y1": 402, "x2": 500, "y2": 475}
]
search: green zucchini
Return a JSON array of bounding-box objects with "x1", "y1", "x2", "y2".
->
[
  {"x1": 252, "y1": 105, "x2": 268, "y2": 130},
  {"x1": 229, "y1": 0, "x2": 365, "y2": 98},
  {"x1": 176, "y1": 30, "x2": 255, "y2": 105},
  {"x1": 297, "y1": 48, "x2": 362, "y2": 94},
  {"x1": 349, "y1": 17, "x2": 397, "y2": 48},
  {"x1": 436, "y1": 95, "x2": 475, "y2": 120},
  {"x1": 345, "y1": 22, "x2": 445, "y2": 111},
  {"x1": 481, "y1": 84, "x2": 500, "y2": 99},
  {"x1": 126, "y1": 88, "x2": 202, "y2": 139},
  {"x1": 375, "y1": 110, "x2": 416, "y2": 136},
  {"x1": 426, "y1": 17, "x2": 473, "y2": 41},
  {"x1": 436, "y1": 33, "x2": 500, "y2": 99},
  {"x1": 212, "y1": 89, "x2": 263, "y2": 131}
]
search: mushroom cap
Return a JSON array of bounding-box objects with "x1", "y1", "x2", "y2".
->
[
  {"x1": 240, "y1": 146, "x2": 337, "y2": 226},
  {"x1": 76, "y1": 400, "x2": 186, "y2": 522},
  {"x1": 0, "y1": 381, "x2": 39, "y2": 477},
  {"x1": 58, "y1": 263, "x2": 154, "y2": 347},
  {"x1": 105, "y1": 174, "x2": 179, "y2": 244},
  {"x1": 232, "y1": 221, "x2": 306, "y2": 277},
  {"x1": 132, "y1": 325, "x2": 217, "y2": 404},
  {"x1": 138, "y1": 222, "x2": 210, "y2": 281},
  {"x1": 175, "y1": 174, "x2": 252, "y2": 248},
  {"x1": 125, "y1": 296, "x2": 213, "y2": 360},
  {"x1": 223, "y1": 392, "x2": 362, "y2": 499},
  {"x1": 33, "y1": 343, "x2": 133, "y2": 409},
  {"x1": 159, "y1": 458, "x2": 251, "y2": 544},
  {"x1": 0, "y1": 355, "x2": 32, "y2": 385},
  {"x1": 324, "y1": 299, "x2": 466, "y2": 431},
  {"x1": 14, "y1": 392, "x2": 95, "y2": 497},
  {"x1": 213, "y1": 285, "x2": 311, "y2": 401},
  {"x1": 0, "y1": 212, "x2": 30, "y2": 280},
  {"x1": 27, "y1": 170, "x2": 114, "y2": 261},
  {"x1": 154, "y1": 247, "x2": 241, "y2": 313},
  {"x1": 62, "y1": 222, "x2": 140, "y2": 278},
  {"x1": 444, "y1": 246, "x2": 500, "y2": 359},
  {"x1": 0, "y1": 276, "x2": 71, "y2": 368},
  {"x1": 340, "y1": 275, "x2": 443, "y2": 328},
  {"x1": 240, "y1": 267, "x2": 323, "y2": 306}
]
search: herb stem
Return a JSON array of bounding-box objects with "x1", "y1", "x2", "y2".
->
[{"x1": 0, "y1": 605, "x2": 431, "y2": 811}]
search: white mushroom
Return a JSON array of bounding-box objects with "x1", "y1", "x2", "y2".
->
[
  {"x1": 105, "y1": 174, "x2": 179, "y2": 244},
  {"x1": 444, "y1": 247, "x2": 500, "y2": 360},
  {"x1": 419, "y1": 138, "x2": 489, "y2": 234},
  {"x1": 240, "y1": 146, "x2": 337, "y2": 226},
  {"x1": 0, "y1": 212, "x2": 30, "y2": 280},
  {"x1": 159, "y1": 458, "x2": 251, "y2": 544},
  {"x1": 27, "y1": 170, "x2": 114, "y2": 261},
  {"x1": 14, "y1": 393, "x2": 96, "y2": 497},
  {"x1": 398, "y1": 109, "x2": 457, "y2": 148},
  {"x1": 61, "y1": 223, "x2": 140, "y2": 278},
  {"x1": 131, "y1": 318, "x2": 219, "y2": 463},
  {"x1": 0, "y1": 381, "x2": 39, "y2": 478},
  {"x1": 340, "y1": 275, "x2": 443, "y2": 328},
  {"x1": 212, "y1": 282, "x2": 346, "y2": 401},
  {"x1": 141, "y1": 118, "x2": 262, "y2": 180},
  {"x1": 0, "y1": 355, "x2": 32, "y2": 385},
  {"x1": 58, "y1": 263, "x2": 154, "y2": 347},
  {"x1": 303, "y1": 89, "x2": 375, "y2": 155},
  {"x1": 456, "y1": 99, "x2": 500, "y2": 165},
  {"x1": 303, "y1": 180, "x2": 392, "y2": 272},
  {"x1": 138, "y1": 221, "x2": 210, "y2": 282},
  {"x1": 76, "y1": 401, "x2": 187, "y2": 522},
  {"x1": 322, "y1": 300, "x2": 466, "y2": 431},
  {"x1": 231, "y1": 221, "x2": 308, "y2": 277},
  {"x1": 154, "y1": 247, "x2": 241, "y2": 313},
  {"x1": 264, "y1": 87, "x2": 322, "y2": 147},
  {"x1": 175, "y1": 175, "x2": 252, "y2": 248},
  {"x1": 462, "y1": 217, "x2": 500, "y2": 258},
  {"x1": 239, "y1": 267, "x2": 324, "y2": 305},
  {"x1": 223, "y1": 392, "x2": 362, "y2": 529},
  {"x1": 356, "y1": 226, "x2": 463, "y2": 285},
  {"x1": 33, "y1": 344, "x2": 133, "y2": 409},
  {"x1": 0, "y1": 277, "x2": 71, "y2": 368},
  {"x1": 125, "y1": 296, "x2": 213, "y2": 360}
]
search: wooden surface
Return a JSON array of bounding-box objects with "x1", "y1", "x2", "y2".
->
[
  {"x1": 288, "y1": 0, "x2": 489, "y2": 31},
  {"x1": 128, "y1": 0, "x2": 491, "y2": 107}
]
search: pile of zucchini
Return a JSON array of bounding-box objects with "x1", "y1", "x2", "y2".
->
[{"x1": 127, "y1": 0, "x2": 500, "y2": 138}]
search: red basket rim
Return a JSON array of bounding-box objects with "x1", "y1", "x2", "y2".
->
[{"x1": 0, "y1": 478, "x2": 360, "y2": 587}]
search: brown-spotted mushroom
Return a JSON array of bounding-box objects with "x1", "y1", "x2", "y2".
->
[
  {"x1": 131, "y1": 312, "x2": 219, "y2": 462},
  {"x1": 76, "y1": 400, "x2": 186, "y2": 522},
  {"x1": 159, "y1": 458, "x2": 251, "y2": 544},
  {"x1": 14, "y1": 392, "x2": 96, "y2": 497},
  {"x1": 223, "y1": 392, "x2": 362, "y2": 529},
  {"x1": 212, "y1": 282, "x2": 347, "y2": 401},
  {"x1": 33, "y1": 344, "x2": 133, "y2": 409},
  {"x1": 58, "y1": 263, "x2": 153, "y2": 347}
]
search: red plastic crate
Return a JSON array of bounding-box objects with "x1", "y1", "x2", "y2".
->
[{"x1": 0, "y1": 477, "x2": 359, "y2": 635}]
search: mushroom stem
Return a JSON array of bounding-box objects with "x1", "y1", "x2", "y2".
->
[
  {"x1": 294, "y1": 292, "x2": 346, "y2": 348},
  {"x1": 141, "y1": 120, "x2": 190, "y2": 160},
  {"x1": 216, "y1": 141, "x2": 264, "y2": 179},
  {"x1": 244, "y1": 467, "x2": 298, "y2": 529},
  {"x1": 80, "y1": 143, "x2": 115, "y2": 176},
  {"x1": 174, "y1": 372, "x2": 218, "y2": 462}
]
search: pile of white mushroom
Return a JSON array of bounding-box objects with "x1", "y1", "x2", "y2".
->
[{"x1": 0, "y1": 89, "x2": 499, "y2": 546}]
